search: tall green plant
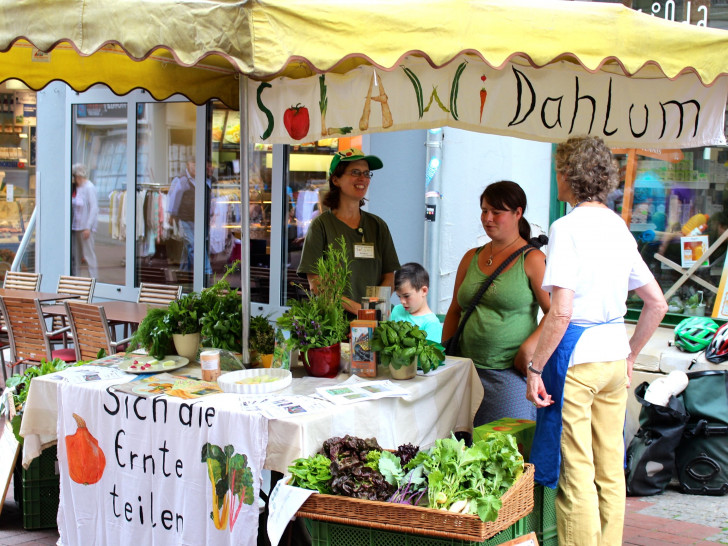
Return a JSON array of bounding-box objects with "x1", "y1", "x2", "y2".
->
[{"x1": 278, "y1": 236, "x2": 351, "y2": 351}]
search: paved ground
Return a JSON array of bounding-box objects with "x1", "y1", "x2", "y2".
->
[
  {"x1": 0, "y1": 481, "x2": 726, "y2": 545},
  {"x1": 624, "y1": 484, "x2": 728, "y2": 546}
]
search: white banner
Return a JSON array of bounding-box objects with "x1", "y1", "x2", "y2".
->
[
  {"x1": 249, "y1": 56, "x2": 728, "y2": 149},
  {"x1": 56, "y1": 383, "x2": 268, "y2": 546}
]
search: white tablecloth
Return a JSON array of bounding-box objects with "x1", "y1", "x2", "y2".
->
[{"x1": 20, "y1": 356, "x2": 482, "y2": 472}]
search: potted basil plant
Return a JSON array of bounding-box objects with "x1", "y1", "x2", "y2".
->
[{"x1": 371, "y1": 320, "x2": 445, "y2": 379}]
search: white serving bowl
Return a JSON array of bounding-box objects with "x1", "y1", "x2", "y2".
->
[{"x1": 217, "y1": 368, "x2": 292, "y2": 394}]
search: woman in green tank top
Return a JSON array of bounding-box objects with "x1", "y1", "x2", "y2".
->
[{"x1": 443, "y1": 181, "x2": 550, "y2": 426}]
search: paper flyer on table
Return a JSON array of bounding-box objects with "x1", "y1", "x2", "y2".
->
[
  {"x1": 111, "y1": 373, "x2": 222, "y2": 399},
  {"x1": 45, "y1": 365, "x2": 132, "y2": 383},
  {"x1": 254, "y1": 395, "x2": 334, "y2": 419},
  {"x1": 267, "y1": 479, "x2": 314, "y2": 546},
  {"x1": 315, "y1": 379, "x2": 409, "y2": 405}
]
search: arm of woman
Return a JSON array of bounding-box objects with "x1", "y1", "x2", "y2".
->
[
  {"x1": 442, "y1": 249, "x2": 476, "y2": 341},
  {"x1": 513, "y1": 249, "x2": 551, "y2": 375},
  {"x1": 379, "y1": 272, "x2": 395, "y2": 294},
  {"x1": 626, "y1": 279, "x2": 668, "y2": 386},
  {"x1": 526, "y1": 286, "x2": 574, "y2": 407}
]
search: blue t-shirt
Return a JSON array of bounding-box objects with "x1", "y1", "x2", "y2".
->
[{"x1": 390, "y1": 305, "x2": 442, "y2": 343}]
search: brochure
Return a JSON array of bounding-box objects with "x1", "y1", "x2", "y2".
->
[
  {"x1": 255, "y1": 395, "x2": 334, "y2": 419},
  {"x1": 315, "y1": 379, "x2": 409, "y2": 405},
  {"x1": 112, "y1": 373, "x2": 222, "y2": 399},
  {"x1": 45, "y1": 365, "x2": 132, "y2": 384}
]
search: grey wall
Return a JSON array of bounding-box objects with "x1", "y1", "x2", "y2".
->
[
  {"x1": 436, "y1": 129, "x2": 552, "y2": 313},
  {"x1": 36, "y1": 82, "x2": 69, "y2": 292},
  {"x1": 367, "y1": 130, "x2": 428, "y2": 269}
]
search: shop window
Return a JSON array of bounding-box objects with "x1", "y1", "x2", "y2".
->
[
  {"x1": 611, "y1": 146, "x2": 728, "y2": 320},
  {"x1": 71, "y1": 103, "x2": 128, "y2": 285},
  {"x1": 134, "y1": 102, "x2": 198, "y2": 292},
  {"x1": 207, "y1": 104, "x2": 271, "y2": 302},
  {"x1": 281, "y1": 139, "x2": 351, "y2": 305}
]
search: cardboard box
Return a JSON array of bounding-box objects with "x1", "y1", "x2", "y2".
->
[
  {"x1": 474, "y1": 417, "x2": 536, "y2": 460},
  {"x1": 350, "y1": 319, "x2": 377, "y2": 378}
]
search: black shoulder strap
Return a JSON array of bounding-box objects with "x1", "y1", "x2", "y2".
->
[{"x1": 447, "y1": 234, "x2": 548, "y2": 354}]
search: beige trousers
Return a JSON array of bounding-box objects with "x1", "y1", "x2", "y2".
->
[{"x1": 556, "y1": 359, "x2": 628, "y2": 546}]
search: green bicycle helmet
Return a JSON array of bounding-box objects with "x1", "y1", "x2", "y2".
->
[{"x1": 673, "y1": 317, "x2": 719, "y2": 353}]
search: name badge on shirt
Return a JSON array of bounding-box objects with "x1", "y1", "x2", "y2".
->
[{"x1": 354, "y1": 243, "x2": 375, "y2": 259}]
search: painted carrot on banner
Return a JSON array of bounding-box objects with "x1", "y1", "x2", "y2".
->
[{"x1": 480, "y1": 75, "x2": 488, "y2": 123}]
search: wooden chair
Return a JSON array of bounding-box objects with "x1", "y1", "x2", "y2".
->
[
  {"x1": 47, "y1": 275, "x2": 96, "y2": 349},
  {"x1": 2, "y1": 271, "x2": 42, "y2": 291},
  {"x1": 55, "y1": 276, "x2": 96, "y2": 302},
  {"x1": 137, "y1": 283, "x2": 182, "y2": 305},
  {"x1": 0, "y1": 296, "x2": 76, "y2": 376},
  {"x1": 111, "y1": 283, "x2": 182, "y2": 338},
  {"x1": 0, "y1": 272, "x2": 42, "y2": 372},
  {"x1": 64, "y1": 301, "x2": 131, "y2": 362}
]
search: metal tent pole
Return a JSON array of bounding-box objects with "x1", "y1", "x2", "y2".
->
[{"x1": 239, "y1": 78, "x2": 251, "y2": 365}]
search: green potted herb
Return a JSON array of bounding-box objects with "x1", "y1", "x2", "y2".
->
[
  {"x1": 127, "y1": 307, "x2": 174, "y2": 359},
  {"x1": 166, "y1": 291, "x2": 203, "y2": 360},
  {"x1": 277, "y1": 236, "x2": 351, "y2": 377},
  {"x1": 128, "y1": 292, "x2": 203, "y2": 360},
  {"x1": 199, "y1": 263, "x2": 243, "y2": 353},
  {"x1": 371, "y1": 320, "x2": 445, "y2": 379},
  {"x1": 249, "y1": 314, "x2": 276, "y2": 367}
]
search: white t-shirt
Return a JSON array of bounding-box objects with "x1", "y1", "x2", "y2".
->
[{"x1": 542, "y1": 207, "x2": 654, "y2": 366}]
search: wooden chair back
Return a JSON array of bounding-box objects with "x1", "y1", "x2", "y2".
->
[
  {"x1": 49, "y1": 276, "x2": 97, "y2": 337},
  {"x1": 2, "y1": 271, "x2": 42, "y2": 291},
  {"x1": 0, "y1": 296, "x2": 52, "y2": 366},
  {"x1": 64, "y1": 301, "x2": 117, "y2": 362},
  {"x1": 56, "y1": 276, "x2": 96, "y2": 302},
  {"x1": 137, "y1": 283, "x2": 182, "y2": 305}
]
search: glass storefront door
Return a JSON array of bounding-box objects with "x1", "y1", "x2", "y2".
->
[{"x1": 70, "y1": 103, "x2": 128, "y2": 286}]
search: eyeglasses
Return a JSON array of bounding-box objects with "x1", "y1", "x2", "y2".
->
[{"x1": 347, "y1": 169, "x2": 374, "y2": 179}]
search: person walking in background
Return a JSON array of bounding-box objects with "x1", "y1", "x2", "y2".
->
[
  {"x1": 527, "y1": 136, "x2": 667, "y2": 546},
  {"x1": 443, "y1": 180, "x2": 550, "y2": 426},
  {"x1": 71, "y1": 163, "x2": 98, "y2": 277},
  {"x1": 298, "y1": 148, "x2": 399, "y2": 316},
  {"x1": 168, "y1": 159, "x2": 197, "y2": 272},
  {"x1": 168, "y1": 159, "x2": 212, "y2": 275}
]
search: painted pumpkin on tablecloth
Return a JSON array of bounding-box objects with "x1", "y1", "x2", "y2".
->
[{"x1": 65, "y1": 413, "x2": 106, "y2": 485}]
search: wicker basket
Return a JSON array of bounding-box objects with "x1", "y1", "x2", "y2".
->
[{"x1": 295, "y1": 463, "x2": 534, "y2": 542}]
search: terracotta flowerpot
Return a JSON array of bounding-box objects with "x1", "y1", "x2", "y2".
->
[
  {"x1": 172, "y1": 332, "x2": 201, "y2": 361},
  {"x1": 303, "y1": 343, "x2": 341, "y2": 378},
  {"x1": 260, "y1": 353, "x2": 274, "y2": 368},
  {"x1": 390, "y1": 358, "x2": 417, "y2": 380}
]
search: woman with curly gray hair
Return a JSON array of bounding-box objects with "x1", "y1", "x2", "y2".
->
[{"x1": 526, "y1": 136, "x2": 667, "y2": 545}]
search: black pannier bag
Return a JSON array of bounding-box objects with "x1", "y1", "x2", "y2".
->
[
  {"x1": 625, "y1": 382, "x2": 690, "y2": 496},
  {"x1": 675, "y1": 370, "x2": 728, "y2": 495}
]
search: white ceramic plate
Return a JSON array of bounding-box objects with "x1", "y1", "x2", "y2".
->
[
  {"x1": 117, "y1": 355, "x2": 189, "y2": 374},
  {"x1": 218, "y1": 368, "x2": 292, "y2": 394}
]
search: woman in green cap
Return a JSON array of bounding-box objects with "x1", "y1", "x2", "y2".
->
[{"x1": 298, "y1": 148, "x2": 400, "y2": 316}]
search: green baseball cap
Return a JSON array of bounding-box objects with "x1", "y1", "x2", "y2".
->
[{"x1": 328, "y1": 148, "x2": 384, "y2": 176}]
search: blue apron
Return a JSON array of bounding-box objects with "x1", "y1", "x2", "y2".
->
[{"x1": 529, "y1": 318, "x2": 623, "y2": 488}]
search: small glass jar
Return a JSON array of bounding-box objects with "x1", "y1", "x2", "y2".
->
[{"x1": 200, "y1": 349, "x2": 221, "y2": 382}]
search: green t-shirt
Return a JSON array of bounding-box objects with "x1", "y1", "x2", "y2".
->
[
  {"x1": 456, "y1": 249, "x2": 537, "y2": 370},
  {"x1": 390, "y1": 304, "x2": 443, "y2": 343},
  {"x1": 297, "y1": 210, "x2": 400, "y2": 304}
]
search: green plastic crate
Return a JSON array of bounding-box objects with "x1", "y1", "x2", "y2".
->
[
  {"x1": 519, "y1": 485, "x2": 557, "y2": 546},
  {"x1": 20, "y1": 445, "x2": 59, "y2": 530},
  {"x1": 305, "y1": 485, "x2": 557, "y2": 546},
  {"x1": 306, "y1": 516, "x2": 531, "y2": 546}
]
